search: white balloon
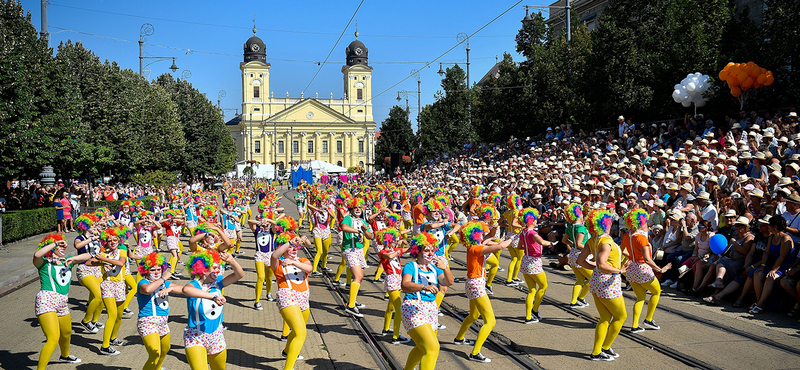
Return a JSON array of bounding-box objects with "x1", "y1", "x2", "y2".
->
[
  {"x1": 686, "y1": 82, "x2": 696, "y2": 91},
  {"x1": 695, "y1": 100, "x2": 707, "y2": 107},
  {"x1": 674, "y1": 84, "x2": 682, "y2": 90},
  {"x1": 680, "y1": 93, "x2": 689, "y2": 101},
  {"x1": 682, "y1": 100, "x2": 692, "y2": 107},
  {"x1": 673, "y1": 95, "x2": 682, "y2": 103},
  {"x1": 672, "y1": 89, "x2": 681, "y2": 97}
]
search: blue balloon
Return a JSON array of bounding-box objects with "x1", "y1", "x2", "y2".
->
[{"x1": 710, "y1": 234, "x2": 728, "y2": 255}]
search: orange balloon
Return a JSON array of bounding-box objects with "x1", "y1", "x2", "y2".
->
[
  {"x1": 746, "y1": 61, "x2": 755, "y2": 69},
  {"x1": 754, "y1": 82, "x2": 762, "y2": 89},
  {"x1": 726, "y1": 62, "x2": 735, "y2": 68},
  {"x1": 727, "y1": 79, "x2": 737, "y2": 89},
  {"x1": 757, "y1": 74, "x2": 766, "y2": 84},
  {"x1": 743, "y1": 76, "x2": 754, "y2": 88},
  {"x1": 765, "y1": 75, "x2": 775, "y2": 86},
  {"x1": 731, "y1": 87, "x2": 741, "y2": 97},
  {"x1": 742, "y1": 65, "x2": 752, "y2": 75},
  {"x1": 729, "y1": 66, "x2": 741, "y2": 76},
  {"x1": 719, "y1": 70, "x2": 728, "y2": 81},
  {"x1": 737, "y1": 71, "x2": 748, "y2": 83}
]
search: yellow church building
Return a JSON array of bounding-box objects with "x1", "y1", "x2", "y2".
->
[{"x1": 226, "y1": 27, "x2": 377, "y2": 172}]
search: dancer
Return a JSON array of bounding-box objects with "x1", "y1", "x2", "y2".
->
[
  {"x1": 308, "y1": 193, "x2": 334, "y2": 275},
  {"x1": 518, "y1": 208, "x2": 552, "y2": 323},
  {"x1": 422, "y1": 198, "x2": 459, "y2": 308},
  {"x1": 182, "y1": 249, "x2": 244, "y2": 370},
  {"x1": 249, "y1": 211, "x2": 278, "y2": 310},
  {"x1": 621, "y1": 208, "x2": 669, "y2": 333},
  {"x1": 563, "y1": 203, "x2": 592, "y2": 308},
  {"x1": 453, "y1": 221, "x2": 512, "y2": 363},
  {"x1": 503, "y1": 194, "x2": 524, "y2": 286},
  {"x1": 271, "y1": 232, "x2": 314, "y2": 370},
  {"x1": 577, "y1": 209, "x2": 627, "y2": 361},
  {"x1": 89, "y1": 225, "x2": 133, "y2": 356},
  {"x1": 34, "y1": 233, "x2": 89, "y2": 368},
  {"x1": 378, "y1": 228, "x2": 411, "y2": 343},
  {"x1": 132, "y1": 211, "x2": 161, "y2": 281},
  {"x1": 74, "y1": 213, "x2": 105, "y2": 333},
  {"x1": 401, "y1": 232, "x2": 455, "y2": 370},
  {"x1": 162, "y1": 210, "x2": 185, "y2": 278},
  {"x1": 295, "y1": 187, "x2": 307, "y2": 229},
  {"x1": 136, "y1": 252, "x2": 182, "y2": 370},
  {"x1": 479, "y1": 204, "x2": 502, "y2": 295},
  {"x1": 341, "y1": 197, "x2": 374, "y2": 317}
]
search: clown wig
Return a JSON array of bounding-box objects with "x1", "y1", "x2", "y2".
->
[
  {"x1": 261, "y1": 210, "x2": 276, "y2": 221},
  {"x1": 275, "y1": 217, "x2": 299, "y2": 234},
  {"x1": 586, "y1": 209, "x2": 614, "y2": 236},
  {"x1": 385, "y1": 213, "x2": 402, "y2": 227},
  {"x1": 120, "y1": 200, "x2": 132, "y2": 208},
  {"x1": 100, "y1": 226, "x2": 132, "y2": 246},
  {"x1": 346, "y1": 197, "x2": 365, "y2": 210},
  {"x1": 506, "y1": 194, "x2": 523, "y2": 211},
  {"x1": 408, "y1": 231, "x2": 438, "y2": 258},
  {"x1": 379, "y1": 228, "x2": 402, "y2": 246},
  {"x1": 459, "y1": 221, "x2": 487, "y2": 247},
  {"x1": 518, "y1": 207, "x2": 539, "y2": 226},
  {"x1": 194, "y1": 223, "x2": 219, "y2": 237},
  {"x1": 471, "y1": 185, "x2": 483, "y2": 198},
  {"x1": 186, "y1": 249, "x2": 224, "y2": 280},
  {"x1": 488, "y1": 192, "x2": 502, "y2": 205},
  {"x1": 423, "y1": 198, "x2": 445, "y2": 215},
  {"x1": 481, "y1": 204, "x2": 500, "y2": 221},
  {"x1": 76, "y1": 213, "x2": 99, "y2": 232},
  {"x1": 138, "y1": 252, "x2": 168, "y2": 275},
  {"x1": 411, "y1": 191, "x2": 424, "y2": 204},
  {"x1": 38, "y1": 233, "x2": 66, "y2": 257},
  {"x1": 564, "y1": 203, "x2": 584, "y2": 224},
  {"x1": 95, "y1": 207, "x2": 110, "y2": 219},
  {"x1": 275, "y1": 232, "x2": 299, "y2": 246},
  {"x1": 201, "y1": 205, "x2": 218, "y2": 220},
  {"x1": 624, "y1": 208, "x2": 649, "y2": 231}
]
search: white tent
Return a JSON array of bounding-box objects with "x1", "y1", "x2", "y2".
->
[
  {"x1": 235, "y1": 163, "x2": 275, "y2": 178},
  {"x1": 304, "y1": 160, "x2": 347, "y2": 173}
]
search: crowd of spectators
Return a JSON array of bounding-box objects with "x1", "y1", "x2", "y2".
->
[{"x1": 384, "y1": 108, "x2": 800, "y2": 317}]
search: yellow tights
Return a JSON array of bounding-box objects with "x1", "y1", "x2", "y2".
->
[
  {"x1": 455, "y1": 295, "x2": 495, "y2": 356},
  {"x1": 122, "y1": 273, "x2": 137, "y2": 311},
  {"x1": 485, "y1": 253, "x2": 500, "y2": 288},
  {"x1": 255, "y1": 261, "x2": 274, "y2": 303},
  {"x1": 102, "y1": 298, "x2": 125, "y2": 348},
  {"x1": 280, "y1": 305, "x2": 310, "y2": 370},
  {"x1": 142, "y1": 333, "x2": 170, "y2": 370},
  {"x1": 631, "y1": 278, "x2": 661, "y2": 328},
  {"x1": 570, "y1": 266, "x2": 593, "y2": 304},
  {"x1": 383, "y1": 290, "x2": 402, "y2": 338},
  {"x1": 446, "y1": 235, "x2": 459, "y2": 260},
  {"x1": 524, "y1": 273, "x2": 548, "y2": 319},
  {"x1": 591, "y1": 295, "x2": 627, "y2": 356},
  {"x1": 186, "y1": 346, "x2": 226, "y2": 370},
  {"x1": 311, "y1": 236, "x2": 331, "y2": 273},
  {"x1": 404, "y1": 323, "x2": 439, "y2": 370},
  {"x1": 37, "y1": 312, "x2": 71, "y2": 370},
  {"x1": 169, "y1": 250, "x2": 180, "y2": 274},
  {"x1": 348, "y1": 282, "x2": 361, "y2": 308},
  {"x1": 80, "y1": 276, "x2": 103, "y2": 324},
  {"x1": 334, "y1": 257, "x2": 353, "y2": 285},
  {"x1": 506, "y1": 247, "x2": 520, "y2": 283}
]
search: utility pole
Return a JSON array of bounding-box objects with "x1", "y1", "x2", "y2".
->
[
  {"x1": 565, "y1": 0, "x2": 572, "y2": 42},
  {"x1": 39, "y1": 0, "x2": 48, "y2": 44}
]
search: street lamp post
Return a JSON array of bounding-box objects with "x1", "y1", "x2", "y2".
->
[
  {"x1": 138, "y1": 23, "x2": 181, "y2": 77},
  {"x1": 522, "y1": 3, "x2": 571, "y2": 42}
]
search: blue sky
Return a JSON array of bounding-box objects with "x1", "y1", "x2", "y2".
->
[{"x1": 21, "y1": 0, "x2": 551, "y2": 130}]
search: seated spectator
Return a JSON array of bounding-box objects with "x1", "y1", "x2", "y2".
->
[{"x1": 749, "y1": 215, "x2": 796, "y2": 314}]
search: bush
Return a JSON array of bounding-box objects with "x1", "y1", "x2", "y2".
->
[
  {"x1": 92, "y1": 196, "x2": 156, "y2": 214},
  {"x1": 1, "y1": 208, "x2": 57, "y2": 243}
]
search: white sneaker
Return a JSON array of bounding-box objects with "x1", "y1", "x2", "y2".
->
[
  {"x1": 669, "y1": 282, "x2": 678, "y2": 289},
  {"x1": 660, "y1": 279, "x2": 674, "y2": 287}
]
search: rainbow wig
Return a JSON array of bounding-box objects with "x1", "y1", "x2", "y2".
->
[
  {"x1": 186, "y1": 249, "x2": 224, "y2": 280},
  {"x1": 471, "y1": 185, "x2": 483, "y2": 198},
  {"x1": 194, "y1": 223, "x2": 219, "y2": 237},
  {"x1": 346, "y1": 197, "x2": 365, "y2": 210},
  {"x1": 423, "y1": 198, "x2": 445, "y2": 215},
  {"x1": 133, "y1": 200, "x2": 144, "y2": 208},
  {"x1": 459, "y1": 221, "x2": 487, "y2": 246},
  {"x1": 137, "y1": 252, "x2": 168, "y2": 275},
  {"x1": 586, "y1": 209, "x2": 613, "y2": 236},
  {"x1": 564, "y1": 203, "x2": 584, "y2": 224},
  {"x1": 275, "y1": 232, "x2": 299, "y2": 246},
  {"x1": 76, "y1": 213, "x2": 99, "y2": 232},
  {"x1": 390, "y1": 189, "x2": 400, "y2": 199},
  {"x1": 379, "y1": 228, "x2": 402, "y2": 246},
  {"x1": 625, "y1": 208, "x2": 649, "y2": 231},
  {"x1": 201, "y1": 205, "x2": 218, "y2": 220},
  {"x1": 95, "y1": 207, "x2": 110, "y2": 218},
  {"x1": 385, "y1": 213, "x2": 401, "y2": 228},
  {"x1": 261, "y1": 210, "x2": 276, "y2": 221},
  {"x1": 411, "y1": 191, "x2": 424, "y2": 204},
  {"x1": 275, "y1": 217, "x2": 299, "y2": 234},
  {"x1": 488, "y1": 192, "x2": 501, "y2": 205},
  {"x1": 519, "y1": 207, "x2": 539, "y2": 226},
  {"x1": 38, "y1": 233, "x2": 66, "y2": 256},
  {"x1": 120, "y1": 200, "x2": 132, "y2": 208},
  {"x1": 506, "y1": 194, "x2": 522, "y2": 211},
  {"x1": 138, "y1": 210, "x2": 154, "y2": 219},
  {"x1": 163, "y1": 209, "x2": 179, "y2": 220},
  {"x1": 481, "y1": 204, "x2": 500, "y2": 221},
  {"x1": 435, "y1": 194, "x2": 450, "y2": 207},
  {"x1": 100, "y1": 226, "x2": 132, "y2": 246},
  {"x1": 408, "y1": 231, "x2": 438, "y2": 258}
]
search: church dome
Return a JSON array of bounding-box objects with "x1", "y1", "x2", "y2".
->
[
  {"x1": 244, "y1": 27, "x2": 266, "y2": 63},
  {"x1": 345, "y1": 32, "x2": 368, "y2": 66}
]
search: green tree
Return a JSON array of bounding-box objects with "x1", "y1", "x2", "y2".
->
[
  {"x1": 375, "y1": 105, "x2": 415, "y2": 172},
  {"x1": 416, "y1": 65, "x2": 473, "y2": 162},
  {"x1": 758, "y1": 0, "x2": 800, "y2": 108},
  {"x1": 0, "y1": 0, "x2": 80, "y2": 181}
]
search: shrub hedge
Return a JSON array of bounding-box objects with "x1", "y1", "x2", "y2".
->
[
  {"x1": 1, "y1": 207, "x2": 57, "y2": 243},
  {"x1": 91, "y1": 197, "x2": 155, "y2": 214}
]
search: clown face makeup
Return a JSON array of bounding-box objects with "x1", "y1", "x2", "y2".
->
[
  {"x1": 207, "y1": 263, "x2": 221, "y2": 281},
  {"x1": 52, "y1": 243, "x2": 68, "y2": 258},
  {"x1": 352, "y1": 207, "x2": 363, "y2": 217},
  {"x1": 432, "y1": 211, "x2": 442, "y2": 221},
  {"x1": 106, "y1": 236, "x2": 120, "y2": 250},
  {"x1": 285, "y1": 242, "x2": 299, "y2": 260},
  {"x1": 420, "y1": 246, "x2": 436, "y2": 265},
  {"x1": 148, "y1": 265, "x2": 163, "y2": 281}
]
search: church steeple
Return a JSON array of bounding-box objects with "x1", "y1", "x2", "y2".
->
[{"x1": 243, "y1": 17, "x2": 266, "y2": 63}]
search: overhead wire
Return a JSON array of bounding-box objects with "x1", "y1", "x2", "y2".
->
[{"x1": 301, "y1": 0, "x2": 364, "y2": 95}]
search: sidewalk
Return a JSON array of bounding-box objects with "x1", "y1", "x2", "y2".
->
[{"x1": 0, "y1": 230, "x2": 81, "y2": 296}]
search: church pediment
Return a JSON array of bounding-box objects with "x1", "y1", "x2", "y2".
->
[{"x1": 264, "y1": 98, "x2": 357, "y2": 124}]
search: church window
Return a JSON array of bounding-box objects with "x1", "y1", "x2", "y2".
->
[
  {"x1": 254, "y1": 140, "x2": 261, "y2": 153},
  {"x1": 292, "y1": 141, "x2": 299, "y2": 154},
  {"x1": 253, "y1": 86, "x2": 260, "y2": 98},
  {"x1": 337, "y1": 140, "x2": 343, "y2": 153},
  {"x1": 357, "y1": 89, "x2": 363, "y2": 100},
  {"x1": 307, "y1": 140, "x2": 314, "y2": 153},
  {"x1": 359, "y1": 161, "x2": 364, "y2": 167},
  {"x1": 278, "y1": 141, "x2": 284, "y2": 154},
  {"x1": 322, "y1": 141, "x2": 329, "y2": 153},
  {"x1": 359, "y1": 141, "x2": 364, "y2": 153},
  {"x1": 337, "y1": 161, "x2": 343, "y2": 166}
]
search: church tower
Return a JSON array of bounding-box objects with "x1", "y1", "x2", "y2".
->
[
  {"x1": 241, "y1": 24, "x2": 270, "y2": 120},
  {"x1": 341, "y1": 31, "x2": 373, "y2": 121}
]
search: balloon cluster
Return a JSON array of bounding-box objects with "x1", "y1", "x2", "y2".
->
[
  {"x1": 672, "y1": 73, "x2": 711, "y2": 107},
  {"x1": 719, "y1": 62, "x2": 773, "y2": 98}
]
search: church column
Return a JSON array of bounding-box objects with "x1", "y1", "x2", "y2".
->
[
  {"x1": 284, "y1": 130, "x2": 291, "y2": 167},
  {"x1": 349, "y1": 131, "x2": 356, "y2": 168},
  {"x1": 314, "y1": 132, "x2": 321, "y2": 161},
  {"x1": 342, "y1": 132, "x2": 350, "y2": 168},
  {"x1": 329, "y1": 132, "x2": 336, "y2": 164},
  {"x1": 299, "y1": 132, "x2": 307, "y2": 162}
]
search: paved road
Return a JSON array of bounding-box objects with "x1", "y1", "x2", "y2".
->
[{"x1": 3, "y1": 189, "x2": 800, "y2": 369}]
